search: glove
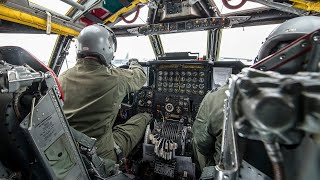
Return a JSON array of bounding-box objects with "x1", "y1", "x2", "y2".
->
[{"x1": 127, "y1": 58, "x2": 139, "y2": 66}]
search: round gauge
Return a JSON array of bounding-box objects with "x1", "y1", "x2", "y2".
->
[
  {"x1": 199, "y1": 84, "x2": 205, "y2": 89},
  {"x1": 187, "y1": 71, "x2": 192, "y2": 76},
  {"x1": 158, "y1": 87, "x2": 162, "y2": 92},
  {"x1": 199, "y1": 72, "x2": 205, "y2": 77},
  {"x1": 193, "y1": 72, "x2": 198, "y2": 76},
  {"x1": 199, "y1": 90, "x2": 204, "y2": 95},
  {"x1": 187, "y1": 77, "x2": 192, "y2": 82},
  {"x1": 158, "y1": 82, "x2": 163, "y2": 87},
  {"x1": 169, "y1": 82, "x2": 173, "y2": 88},
  {"x1": 168, "y1": 77, "x2": 173, "y2": 82},
  {"x1": 138, "y1": 100, "x2": 144, "y2": 106},
  {"x1": 186, "y1": 83, "x2": 191, "y2": 89},
  {"x1": 180, "y1": 89, "x2": 185, "y2": 93},
  {"x1": 193, "y1": 77, "x2": 198, "y2": 82},
  {"x1": 192, "y1": 90, "x2": 198, "y2": 94},
  {"x1": 163, "y1": 88, "x2": 168, "y2": 92},
  {"x1": 180, "y1": 84, "x2": 186, "y2": 88},
  {"x1": 147, "y1": 91, "x2": 153, "y2": 98},
  {"x1": 175, "y1": 71, "x2": 180, "y2": 76},
  {"x1": 158, "y1": 71, "x2": 163, "y2": 76},
  {"x1": 174, "y1": 89, "x2": 179, "y2": 93},
  {"x1": 169, "y1": 71, "x2": 174, "y2": 76},
  {"x1": 199, "y1": 77, "x2": 205, "y2": 83},
  {"x1": 168, "y1": 88, "x2": 173, "y2": 93},
  {"x1": 181, "y1": 77, "x2": 185, "y2": 82},
  {"x1": 164, "y1": 71, "x2": 168, "y2": 76},
  {"x1": 158, "y1": 76, "x2": 163, "y2": 81},
  {"x1": 192, "y1": 84, "x2": 198, "y2": 89},
  {"x1": 165, "y1": 103, "x2": 174, "y2": 112},
  {"x1": 181, "y1": 71, "x2": 186, "y2": 76},
  {"x1": 174, "y1": 77, "x2": 180, "y2": 82},
  {"x1": 186, "y1": 89, "x2": 191, "y2": 94},
  {"x1": 147, "y1": 100, "x2": 152, "y2": 107},
  {"x1": 163, "y1": 82, "x2": 168, "y2": 87},
  {"x1": 163, "y1": 76, "x2": 168, "y2": 81},
  {"x1": 174, "y1": 83, "x2": 179, "y2": 88}
]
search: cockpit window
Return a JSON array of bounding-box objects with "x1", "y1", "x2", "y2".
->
[
  {"x1": 161, "y1": 31, "x2": 208, "y2": 58},
  {"x1": 29, "y1": 0, "x2": 72, "y2": 15},
  {"x1": 218, "y1": 24, "x2": 279, "y2": 65},
  {"x1": 113, "y1": 36, "x2": 155, "y2": 65},
  {"x1": 0, "y1": 33, "x2": 58, "y2": 65}
]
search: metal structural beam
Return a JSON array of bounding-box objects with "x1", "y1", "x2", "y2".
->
[{"x1": 0, "y1": 19, "x2": 46, "y2": 34}]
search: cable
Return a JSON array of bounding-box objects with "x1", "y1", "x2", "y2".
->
[
  {"x1": 222, "y1": 0, "x2": 247, "y2": 9},
  {"x1": 120, "y1": 6, "x2": 141, "y2": 24}
]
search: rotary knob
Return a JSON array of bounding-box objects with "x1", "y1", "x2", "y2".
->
[{"x1": 165, "y1": 103, "x2": 174, "y2": 112}]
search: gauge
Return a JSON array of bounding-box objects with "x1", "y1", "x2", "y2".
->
[
  {"x1": 147, "y1": 100, "x2": 152, "y2": 107},
  {"x1": 138, "y1": 100, "x2": 144, "y2": 106},
  {"x1": 174, "y1": 83, "x2": 179, "y2": 88},
  {"x1": 192, "y1": 84, "x2": 198, "y2": 89},
  {"x1": 180, "y1": 84, "x2": 186, "y2": 88},
  {"x1": 169, "y1": 82, "x2": 173, "y2": 88},
  {"x1": 181, "y1": 77, "x2": 185, "y2": 82},
  {"x1": 186, "y1": 83, "x2": 191, "y2": 89},
  {"x1": 163, "y1": 76, "x2": 168, "y2": 81},
  {"x1": 199, "y1": 72, "x2": 205, "y2": 77},
  {"x1": 168, "y1": 88, "x2": 173, "y2": 93},
  {"x1": 147, "y1": 91, "x2": 153, "y2": 98},
  {"x1": 158, "y1": 76, "x2": 163, "y2": 81},
  {"x1": 175, "y1": 71, "x2": 180, "y2": 76},
  {"x1": 199, "y1": 84, "x2": 205, "y2": 89},
  {"x1": 187, "y1": 71, "x2": 192, "y2": 76},
  {"x1": 199, "y1": 77, "x2": 205, "y2": 83},
  {"x1": 163, "y1": 82, "x2": 168, "y2": 87},
  {"x1": 174, "y1": 77, "x2": 180, "y2": 82},
  {"x1": 169, "y1": 71, "x2": 174, "y2": 76},
  {"x1": 199, "y1": 90, "x2": 204, "y2": 95},
  {"x1": 158, "y1": 82, "x2": 163, "y2": 87},
  {"x1": 158, "y1": 71, "x2": 163, "y2": 76},
  {"x1": 138, "y1": 91, "x2": 145, "y2": 97},
  {"x1": 164, "y1": 71, "x2": 168, "y2": 76},
  {"x1": 168, "y1": 77, "x2": 173, "y2": 82},
  {"x1": 158, "y1": 87, "x2": 162, "y2": 92},
  {"x1": 192, "y1": 77, "x2": 198, "y2": 82},
  {"x1": 186, "y1": 89, "x2": 191, "y2": 94},
  {"x1": 186, "y1": 77, "x2": 192, "y2": 82},
  {"x1": 180, "y1": 89, "x2": 185, "y2": 93},
  {"x1": 181, "y1": 71, "x2": 186, "y2": 76},
  {"x1": 174, "y1": 89, "x2": 179, "y2": 93},
  {"x1": 163, "y1": 88, "x2": 168, "y2": 92},
  {"x1": 165, "y1": 103, "x2": 174, "y2": 112},
  {"x1": 192, "y1": 90, "x2": 198, "y2": 94},
  {"x1": 193, "y1": 72, "x2": 198, "y2": 76}
]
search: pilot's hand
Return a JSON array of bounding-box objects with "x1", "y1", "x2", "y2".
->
[{"x1": 127, "y1": 58, "x2": 139, "y2": 66}]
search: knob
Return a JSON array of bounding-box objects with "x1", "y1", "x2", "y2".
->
[{"x1": 165, "y1": 103, "x2": 174, "y2": 112}]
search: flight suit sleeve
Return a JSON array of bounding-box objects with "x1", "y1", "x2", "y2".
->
[
  {"x1": 118, "y1": 62, "x2": 147, "y2": 94},
  {"x1": 192, "y1": 85, "x2": 228, "y2": 165}
]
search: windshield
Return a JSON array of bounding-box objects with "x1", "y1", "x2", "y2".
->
[
  {"x1": 218, "y1": 24, "x2": 279, "y2": 65},
  {"x1": 0, "y1": 34, "x2": 58, "y2": 65},
  {"x1": 161, "y1": 31, "x2": 207, "y2": 58}
]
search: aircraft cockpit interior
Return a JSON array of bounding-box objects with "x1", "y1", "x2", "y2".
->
[{"x1": 1, "y1": 0, "x2": 320, "y2": 180}]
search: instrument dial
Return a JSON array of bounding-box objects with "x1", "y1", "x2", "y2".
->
[
  {"x1": 163, "y1": 82, "x2": 168, "y2": 87},
  {"x1": 192, "y1": 84, "x2": 198, "y2": 89},
  {"x1": 158, "y1": 76, "x2": 163, "y2": 81},
  {"x1": 175, "y1": 71, "x2": 180, "y2": 76},
  {"x1": 199, "y1": 77, "x2": 205, "y2": 83},
  {"x1": 187, "y1": 71, "x2": 192, "y2": 76},
  {"x1": 169, "y1": 71, "x2": 174, "y2": 76},
  {"x1": 193, "y1": 72, "x2": 198, "y2": 76},
  {"x1": 158, "y1": 71, "x2": 163, "y2": 76},
  {"x1": 199, "y1": 72, "x2": 205, "y2": 77},
  {"x1": 158, "y1": 82, "x2": 163, "y2": 87},
  {"x1": 199, "y1": 90, "x2": 204, "y2": 95},
  {"x1": 181, "y1": 71, "x2": 186, "y2": 76},
  {"x1": 186, "y1": 83, "x2": 191, "y2": 89},
  {"x1": 186, "y1": 77, "x2": 192, "y2": 82},
  {"x1": 181, "y1": 77, "x2": 185, "y2": 82},
  {"x1": 169, "y1": 82, "x2": 173, "y2": 88},
  {"x1": 164, "y1": 71, "x2": 168, "y2": 76},
  {"x1": 168, "y1": 77, "x2": 173, "y2": 82},
  {"x1": 199, "y1": 84, "x2": 205, "y2": 89},
  {"x1": 192, "y1": 77, "x2": 198, "y2": 82}
]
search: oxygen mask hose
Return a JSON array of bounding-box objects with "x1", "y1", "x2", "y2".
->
[{"x1": 263, "y1": 141, "x2": 285, "y2": 180}]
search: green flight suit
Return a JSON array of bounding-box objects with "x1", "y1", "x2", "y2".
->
[
  {"x1": 192, "y1": 85, "x2": 228, "y2": 170},
  {"x1": 58, "y1": 58, "x2": 152, "y2": 162}
]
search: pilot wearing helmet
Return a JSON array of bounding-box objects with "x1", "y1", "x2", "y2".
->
[
  {"x1": 59, "y1": 24, "x2": 152, "y2": 163},
  {"x1": 192, "y1": 16, "x2": 320, "y2": 177}
]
